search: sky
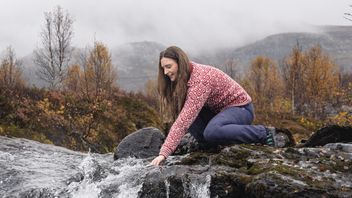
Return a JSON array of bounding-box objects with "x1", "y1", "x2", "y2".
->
[{"x1": 0, "y1": 0, "x2": 351, "y2": 57}]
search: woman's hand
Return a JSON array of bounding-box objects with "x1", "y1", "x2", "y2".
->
[{"x1": 149, "y1": 155, "x2": 166, "y2": 166}]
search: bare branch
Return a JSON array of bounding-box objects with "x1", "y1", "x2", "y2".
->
[{"x1": 33, "y1": 5, "x2": 74, "y2": 89}]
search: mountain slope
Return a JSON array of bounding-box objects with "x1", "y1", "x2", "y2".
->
[
  {"x1": 112, "y1": 41, "x2": 166, "y2": 91},
  {"x1": 219, "y1": 26, "x2": 352, "y2": 73}
]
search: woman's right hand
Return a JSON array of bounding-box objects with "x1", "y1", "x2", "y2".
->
[{"x1": 149, "y1": 155, "x2": 166, "y2": 166}]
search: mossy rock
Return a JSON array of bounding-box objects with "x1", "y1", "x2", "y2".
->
[
  {"x1": 212, "y1": 146, "x2": 253, "y2": 168},
  {"x1": 176, "y1": 152, "x2": 210, "y2": 166}
]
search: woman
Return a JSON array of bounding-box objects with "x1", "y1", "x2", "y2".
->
[{"x1": 150, "y1": 46, "x2": 292, "y2": 166}]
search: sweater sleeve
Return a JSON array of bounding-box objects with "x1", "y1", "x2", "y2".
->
[{"x1": 159, "y1": 80, "x2": 212, "y2": 158}]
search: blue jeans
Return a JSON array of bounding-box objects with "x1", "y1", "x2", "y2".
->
[{"x1": 188, "y1": 103, "x2": 267, "y2": 145}]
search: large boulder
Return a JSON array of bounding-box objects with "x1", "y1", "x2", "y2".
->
[
  {"x1": 114, "y1": 127, "x2": 165, "y2": 160},
  {"x1": 302, "y1": 125, "x2": 352, "y2": 147}
]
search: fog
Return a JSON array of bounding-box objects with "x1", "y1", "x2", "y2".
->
[{"x1": 0, "y1": 0, "x2": 350, "y2": 57}]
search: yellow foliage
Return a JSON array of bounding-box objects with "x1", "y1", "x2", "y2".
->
[
  {"x1": 36, "y1": 97, "x2": 66, "y2": 121},
  {"x1": 284, "y1": 44, "x2": 340, "y2": 117},
  {"x1": 298, "y1": 116, "x2": 324, "y2": 131},
  {"x1": 85, "y1": 41, "x2": 117, "y2": 97},
  {"x1": 37, "y1": 98, "x2": 51, "y2": 113},
  {"x1": 57, "y1": 105, "x2": 65, "y2": 114},
  {"x1": 65, "y1": 64, "x2": 82, "y2": 93},
  {"x1": 0, "y1": 46, "x2": 25, "y2": 89},
  {"x1": 271, "y1": 97, "x2": 291, "y2": 114},
  {"x1": 329, "y1": 111, "x2": 352, "y2": 126},
  {"x1": 244, "y1": 56, "x2": 285, "y2": 113}
]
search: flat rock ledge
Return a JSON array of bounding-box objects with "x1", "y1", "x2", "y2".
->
[{"x1": 115, "y1": 125, "x2": 352, "y2": 197}]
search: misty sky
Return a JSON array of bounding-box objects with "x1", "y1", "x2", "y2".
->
[{"x1": 0, "y1": 0, "x2": 351, "y2": 57}]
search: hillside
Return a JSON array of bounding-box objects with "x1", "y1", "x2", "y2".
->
[
  {"x1": 111, "y1": 25, "x2": 352, "y2": 90},
  {"x1": 206, "y1": 25, "x2": 352, "y2": 73},
  {"x1": 20, "y1": 26, "x2": 352, "y2": 91},
  {"x1": 111, "y1": 41, "x2": 166, "y2": 91}
]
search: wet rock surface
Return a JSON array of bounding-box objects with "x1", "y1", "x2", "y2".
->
[
  {"x1": 136, "y1": 143, "x2": 352, "y2": 197},
  {"x1": 119, "y1": 125, "x2": 352, "y2": 197}
]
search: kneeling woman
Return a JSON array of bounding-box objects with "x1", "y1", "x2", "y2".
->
[{"x1": 150, "y1": 46, "x2": 291, "y2": 166}]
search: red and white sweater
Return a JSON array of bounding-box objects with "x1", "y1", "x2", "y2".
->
[{"x1": 159, "y1": 62, "x2": 252, "y2": 158}]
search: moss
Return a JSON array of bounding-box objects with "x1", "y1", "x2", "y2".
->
[
  {"x1": 210, "y1": 171, "x2": 251, "y2": 197},
  {"x1": 0, "y1": 123, "x2": 53, "y2": 145},
  {"x1": 332, "y1": 160, "x2": 352, "y2": 173},
  {"x1": 283, "y1": 147, "x2": 303, "y2": 160},
  {"x1": 245, "y1": 164, "x2": 267, "y2": 175},
  {"x1": 212, "y1": 146, "x2": 252, "y2": 168},
  {"x1": 0, "y1": 125, "x2": 4, "y2": 135},
  {"x1": 31, "y1": 133, "x2": 53, "y2": 144},
  {"x1": 239, "y1": 175, "x2": 253, "y2": 184},
  {"x1": 317, "y1": 158, "x2": 352, "y2": 173},
  {"x1": 240, "y1": 144, "x2": 274, "y2": 154},
  {"x1": 177, "y1": 152, "x2": 210, "y2": 165},
  {"x1": 244, "y1": 162, "x2": 304, "y2": 179},
  {"x1": 273, "y1": 165, "x2": 302, "y2": 177},
  {"x1": 305, "y1": 177, "x2": 334, "y2": 189},
  {"x1": 261, "y1": 164, "x2": 335, "y2": 190}
]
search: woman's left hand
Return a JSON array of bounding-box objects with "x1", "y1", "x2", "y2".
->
[{"x1": 149, "y1": 155, "x2": 166, "y2": 166}]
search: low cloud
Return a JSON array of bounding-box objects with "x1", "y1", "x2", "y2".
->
[{"x1": 0, "y1": 0, "x2": 350, "y2": 56}]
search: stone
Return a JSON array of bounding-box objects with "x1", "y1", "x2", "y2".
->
[
  {"x1": 324, "y1": 143, "x2": 352, "y2": 153},
  {"x1": 113, "y1": 127, "x2": 165, "y2": 160},
  {"x1": 302, "y1": 125, "x2": 352, "y2": 147}
]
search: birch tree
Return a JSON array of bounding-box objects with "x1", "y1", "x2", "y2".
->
[{"x1": 34, "y1": 6, "x2": 73, "y2": 89}]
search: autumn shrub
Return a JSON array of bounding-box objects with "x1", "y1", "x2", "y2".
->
[
  {"x1": 296, "y1": 116, "x2": 325, "y2": 132},
  {"x1": 327, "y1": 111, "x2": 352, "y2": 126},
  {"x1": 0, "y1": 86, "x2": 162, "y2": 153}
]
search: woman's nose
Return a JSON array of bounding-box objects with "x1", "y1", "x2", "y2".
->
[{"x1": 164, "y1": 69, "x2": 169, "y2": 75}]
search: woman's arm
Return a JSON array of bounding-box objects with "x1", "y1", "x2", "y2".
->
[{"x1": 158, "y1": 80, "x2": 212, "y2": 159}]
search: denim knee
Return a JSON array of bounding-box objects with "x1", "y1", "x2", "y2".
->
[{"x1": 203, "y1": 123, "x2": 220, "y2": 142}]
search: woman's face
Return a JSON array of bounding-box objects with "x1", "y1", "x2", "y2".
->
[{"x1": 161, "y1": 57, "x2": 179, "y2": 82}]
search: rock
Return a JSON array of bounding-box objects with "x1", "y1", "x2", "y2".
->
[
  {"x1": 173, "y1": 133, "x2": 220, "y2": 155},
  {"x1": 137, "y1": 143, "x2": 352, "y2": 197},
  {"x1": 302, "y1": 125, "x2": 352, "y2": 147},
  {"x1": 324, "y1": 143, "x2": 352, "y2": 153},
  {"x1": 114, "y1": 127, "x2": 165, "y2": 160},
  {"x1": 276, "y1": 128, "x2": 296, "y2": 147},
  {"x1": 19, "y1": 188, "x2": 56, "y2": 198},
  {"x1": 341, "y1": 105, "x2": 352, "y2": 113},
  {"x1": 113, "y1": 125, "x2": 352, "y2": 196},
  {"x1": 139, "y1": 169, "x2": 168, "y2": 198},
  {"x1": 173, "y1": 133, "x2": 198, "y2": 155}
]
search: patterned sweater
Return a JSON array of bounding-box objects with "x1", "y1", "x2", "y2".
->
[{"x1": 159, "y1": 62, "x2": 252, "y2": 158}]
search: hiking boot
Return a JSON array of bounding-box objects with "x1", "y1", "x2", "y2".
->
[{"x1": 265, "y1": 127, "x2": 295, "y2": 147}]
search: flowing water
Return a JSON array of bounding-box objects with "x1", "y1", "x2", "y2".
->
[{"x1": 0, "y1": 136, "x2": 210, "y2": 198}]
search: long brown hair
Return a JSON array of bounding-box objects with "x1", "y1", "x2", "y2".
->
[{"x1": 158, "y1": 46, "x2": 191, "y2": 121}]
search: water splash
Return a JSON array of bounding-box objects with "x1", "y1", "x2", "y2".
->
[
  {"x1": 164, "y1": 178, "x2": 170, "y2": 198},
  {"x1": 189, "y1": 174, "x2": 211, "y2": 198},
  {"x1": 66, "y1": 154, "x2": 102, "y2": 197},
  {"x1": 1, "y1": 136, "x2": 217, "y2": 198}
]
